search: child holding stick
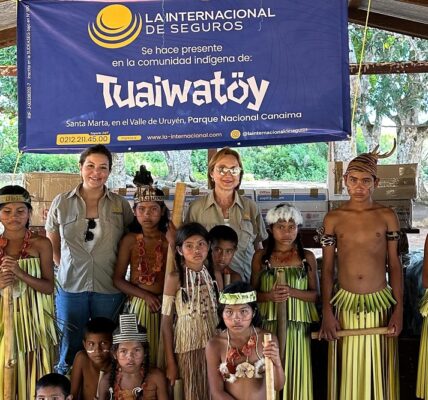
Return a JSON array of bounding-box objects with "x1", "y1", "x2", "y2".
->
[
  {"x1": 161, "y1": 222, "x2": 218, "y2": 400},
  {"x1": 206, "y1": 281, "x2": 284, "y2": 399},
  {"x1": 251, "y1": 203, "x2": 319, "y2": 400}
]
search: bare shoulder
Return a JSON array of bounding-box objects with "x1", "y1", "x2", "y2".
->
[
  {"x1": 374, "y1": 203, "x2": 400, "y2": 228},
  {"x1": 30, "y1": 234, "x2": 52, "y2": 250},
  {"x1": 146, "y1": 367, "x2": 166, "y2": 383},
  {"x1": 303, "y1": 249, "x2": 316, "y2": 262},
  {"x1": 120, "y1": 232, "x2": 138, "y2": 246},
  {"x1": 207, "y1": 331, "x2": 226, "y2": 349}
]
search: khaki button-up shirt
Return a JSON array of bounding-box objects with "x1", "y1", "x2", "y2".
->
[
  {"x1": 45, "y1": 185, "x2": 134, "y2": 293},
  {"x1": 185, "y1": 191, "x2": 267, "y2": 282}
]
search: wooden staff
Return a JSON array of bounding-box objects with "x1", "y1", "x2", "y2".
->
[
  {"x1": 276, "y1": 269, "x2": 287, "y2": 365},
  {"x1": 264, "y1": 333, "x2": 275, "y2": 400},
  {"x1": 311, "y1": 326, "x2": 391, "y2": 340},
  {"x1": 223, "y1": 270, "x2": 231, "y2": 287},
  {"x1": 156, "y1": 183, "x2": 186, "y2": 399},
  {"x1": 3, "y1": 285, "x2": 15, "y2": 400}
]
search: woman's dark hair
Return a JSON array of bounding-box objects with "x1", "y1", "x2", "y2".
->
[
  {"x1": 0, "y1": 185, "x2": 32, "y2": 228},
  {"x1": 217, "y1": 281, "x2": 262, "y2": 330},
  {"x1": 262, "y1": 227, "x2": 310, "y2": 275},
  {"x1": 79, "y1": 144, "x2": 113, "y2": 171},
  {"x1": 175, "y1": 222, "x2": 216, "y2": 302},
  {"x1": 109, "y1": 325, "x2": 150, "y2": 400},
  {"x1": 36, "y1": 373, "x2": 71, "y2": 396}
]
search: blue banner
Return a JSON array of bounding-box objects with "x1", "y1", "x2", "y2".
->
[{"x1": 18, "y1": 0, "x2": 350, "y2": 153}]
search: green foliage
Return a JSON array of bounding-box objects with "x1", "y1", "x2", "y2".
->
[
  {"x1": 124, "y1": 152, "x2": 168, "y2": 178},
  {"x1": 0, "y1": 47, "x2": 18, "y2": 114}
]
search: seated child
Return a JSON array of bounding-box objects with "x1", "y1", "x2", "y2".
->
[
  {"x1": 206, "y1": 282, "x2": 285, "y2": 400},
  {"x1": 208, "y1": 225, "x2": 242, "y2": 290},
  {"x1": 98, "y1": 313, "x2": 168, "y2": 400},
  {"x1": 71, "y1": 317, "x2": 116, "y2": 399},
  {"x1": 35, "y1": 373, "x2": 73, "y2": 400}
]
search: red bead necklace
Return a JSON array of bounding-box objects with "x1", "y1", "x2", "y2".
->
[
  {"x1": 137, "y1": 233, "x2": 164, "y2": 286},
  {"x1": 0, "y1": 229, "x2": 32, "y2": 261}
]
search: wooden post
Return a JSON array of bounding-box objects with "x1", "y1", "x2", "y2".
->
[
  {"x1": 276, "y1": 269, "x2": 287, "y2": 365},
  {"x1": 223, "y1": 271, "x2": 231, "y2": 287},
  {"x1": 264, "y1": 333, "x2": 275, "y2": 400},
  {"x1": 311, "y1": 326, "x2": 391, "y2": 339},
  {"x1": 3, "y1": 285, "x2": 15, "y2": 400}
]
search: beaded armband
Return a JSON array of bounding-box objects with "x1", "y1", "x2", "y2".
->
[
  {"x1": 161, "y1": 295, "x2": 175, "y2": 316},
  {"x1": 386, "y1": 231, "x2": 401, "y2": 241},
  {"x1": 315, "y1": 227, "x2": 336, "y2": 247}
]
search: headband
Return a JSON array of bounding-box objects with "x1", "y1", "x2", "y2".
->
[
  {"x1": 345, "y1": 139, "x2": 396, "y2": 177},
  {"x1": 0, "y1": 194, "x2": 31, "y2": 205},
  {"x1": 219, "y1": 291, "x2": 257, "y2": 305},
  {"x1": 134, "y1": 185, "x2": 166, "y2": 203},
  {"x1": 265, "y1": 203, "x2": 303, "y2": 226},
  {"x1": 112, "y1": 314, "x2": 147, "y2": 345}
]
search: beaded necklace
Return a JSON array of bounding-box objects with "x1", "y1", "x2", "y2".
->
[
  {"x1": 113, "y1": 367, "x2": 146, "y2": 400},
  {"x1": 0, "y1": 229, "x2": 32, "y2": 261},
  {"x1": 137, "y1": 233, "x2": 163, "y2": 286},
  {"x1": 270, "y1": 246, "x2": 297, "y2": 265}
]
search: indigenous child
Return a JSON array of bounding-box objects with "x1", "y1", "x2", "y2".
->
[
  {"x1": 36, "y1": 373, "x2": 73, "y2": 400},
  {"x1": 206, "y1": 281, "x2": 285, "y2": 400},
  {"x1": 208, "y1": 225, "x2": 242, "y2": 290},
  {"x1": 251, "y1": 203, "x2": 319, "y2": 400},
  {"x1": 98, "y1": 313, "x2": 168, "y2": 400},
  {"x1": 417, "y1": 234, "x2": 428, "y2": 399},
  {"x1": 161, "y1": 222, "x2": 218, "y2": 400},
  {"x1": 71, "y1": 317, "x2": 116, "y2": 400},
  {"x1": 319, "y1": 143, "x2": 403, "y2": 400},
  {"x1": 113, "y1": 165, "x2": 169, "y2": 366},
  {"x1": 0, "y1": 185, "x2": 57, "y2": 399}
]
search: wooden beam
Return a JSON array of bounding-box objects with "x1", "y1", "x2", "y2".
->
[
  {"x1": 350, "y1": 61, "x2": 428, "y2": 75},
  {"x1": 348, "y1": 0, "x2": 362, "y2": 9},
  {"x1": 0, "y1": 27, "x2": 16, "y2": 49},
  {"x1": 349, "y1": 8, "x2": 428, "y2": 40},
  {"x1": 0, "y1": 65, "x2": 17, "y2": 76}
]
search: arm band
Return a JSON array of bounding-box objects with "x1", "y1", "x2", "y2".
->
[
  {"x1": 386, "y1": 231, "x2": 401, "y2": 241},
  {"x1": 161, "y1": 294, "x2": 175, "y2": 316},
  {"x1": 316, "y1": 227, "x2": 337, "y2": 247}
]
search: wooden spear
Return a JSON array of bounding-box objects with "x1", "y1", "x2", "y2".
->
[
  {"x1": 264, "y1": 333, "x2": 275, "y2": 400},
  {"x1": 311, "y1": 326, "x2": 392, "y2": 339},
  {"x1": 3, "y1": 285, "x2": 15, "y2": 400},
  {"x1": 156, "y1": 183, "x2": 187, "y2": 400}
]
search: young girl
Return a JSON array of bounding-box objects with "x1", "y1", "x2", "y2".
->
[
  {"x1": 98, "y1": 313, "x2": 168, "y2": 400},
  {"x1": 206, "y1": 281, "x2": 285, "y2": 400},
  {"x1": 417, "y1": 234, "x2": 428, "y2": 399},
  {"x1": 251, "y1": 203, "x2": 319, "y2": 400},
  {"x1": 161, "y1": 222, "x2": 218, "y2": 400},
  {"x1": 114, "y1": 166, "x2": 169, "y2": 366},
  {"x1": 0, "y1": 185, "x2": 57, "y2": 399}
]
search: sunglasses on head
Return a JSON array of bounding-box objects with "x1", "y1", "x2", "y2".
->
[{"x1": 85, "y1": 218, "x2": 96, "y2": 242}]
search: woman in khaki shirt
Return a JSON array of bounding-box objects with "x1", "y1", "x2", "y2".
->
[
  {"x1": 186, "y1": 147, "x2": 267, "y2": 282},
  {"x1": 46, "y1": 144, "x2": 134, "y2": 375}
]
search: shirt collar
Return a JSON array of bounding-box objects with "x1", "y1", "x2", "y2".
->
[
  {"x1": 66, "y1": 184, "x2": 111, "y2": 200},
  {"x1": 204, "y1": 190, "x2": 244, "y2": 210}
]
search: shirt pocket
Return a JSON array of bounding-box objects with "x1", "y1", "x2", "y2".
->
[
  {"x1": 60, "y1": 215, "x2": 79, "y2": 243},
  {"x1": 238, "y1": 219, "x2": 256, "y2": 250},
  {"x1": 106, "y1": 213, "x2": 125, "y2": 245}
]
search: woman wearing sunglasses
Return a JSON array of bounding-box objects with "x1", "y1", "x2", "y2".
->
[
  {"x1": 45, "y1": 144, "x2": 134, "y2": 376},
  {"x1": 186, "y1": 147, "x2": 267, "y2": 282}
]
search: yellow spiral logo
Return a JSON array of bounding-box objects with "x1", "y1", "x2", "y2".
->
[
  {"x1": 88, "y1": 5, "x2": 142, "y2": 49},
  {"x1": 230, "y1": 129, "x2": 241, "y2": 139}
]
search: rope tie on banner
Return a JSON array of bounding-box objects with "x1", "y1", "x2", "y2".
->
[
  {"x1": 350, "y1": 0, "x2": 372, "y2": 127},
  {"x1": 12, "y1": 151, "x2": 23, "y2": 185}
]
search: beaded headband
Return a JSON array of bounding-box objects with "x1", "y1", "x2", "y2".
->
[
  {"x1": 0, "y1": 194, "x2": 32, "y2": 205},
  {"x1": 134, "y1": 185, "x2": 166, "y2": 203},
  {"x1": 219, "y1": 291, "x2": 257, "y2": 305},
  {"x1": 112, "y1": 314, "x2": 147, "y2": 344},
  {"x1": 266, "y1": 203, "x2": 303, "y2": 226}
]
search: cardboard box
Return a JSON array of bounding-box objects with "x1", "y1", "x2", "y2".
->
[
  {"x1": 24, "y1": 173, "x2": 81, "y2": 202},
  {"x1": 255, "y1": 188, "x2": 327, "y2": 202},
  {"x1": 328, "y1": 162, "x2": 417, "y2": 200},
  {"x1": 329, "y1": 199, "x2": 413, "y2": 229}
]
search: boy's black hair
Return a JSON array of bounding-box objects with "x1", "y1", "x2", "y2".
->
[
  {"x1": 217, "y1": 281, "x2": 262, "y2": 330},
  {"x1": 84, "y1": 317, "x2": 116, "y2": 340},
  {"x1": 108, "y1": 325, "x2": 150, "y2": 400},
  {"x1": 0, "y1": 185, "x2": 32, "y2": 228},
  {"x1": 208, "y1": 225, "x2": 238, "y2": 246},
  {"x1": 35, "y1": 373, "x2": 71, "y2": 396}
]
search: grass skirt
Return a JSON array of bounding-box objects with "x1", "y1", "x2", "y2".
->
[
  {"x1": 128, "y1": 296, "x2": 160, "y2": 367},
  {"x1": 417, "y1": 289, "x2": 428, "y2": 399},
  {"x1": 177, "y1": 348, "x2": 209, "y2": 400},
  {"x1": 0, "y1": 258, "x2": 57, "y2": 399},
  {"x1": 328, "y1": 287, "x2": 399, "y2": 400}
]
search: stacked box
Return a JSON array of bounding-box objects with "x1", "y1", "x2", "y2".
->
[{"x1": 24, "y1": 173, "x2": 81, "y2": 226}]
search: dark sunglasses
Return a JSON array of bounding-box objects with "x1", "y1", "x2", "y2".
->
[{"x1": 84, "y1": 218, "x2": 96, "y2": 242}]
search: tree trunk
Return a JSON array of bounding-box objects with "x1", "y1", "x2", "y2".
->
[
  {"x1": 163, "y1": 150, "x2": 195, "y2": 182},
  {"x1": 109, "y1": 153, "x2": 126, "y2": 188}
]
